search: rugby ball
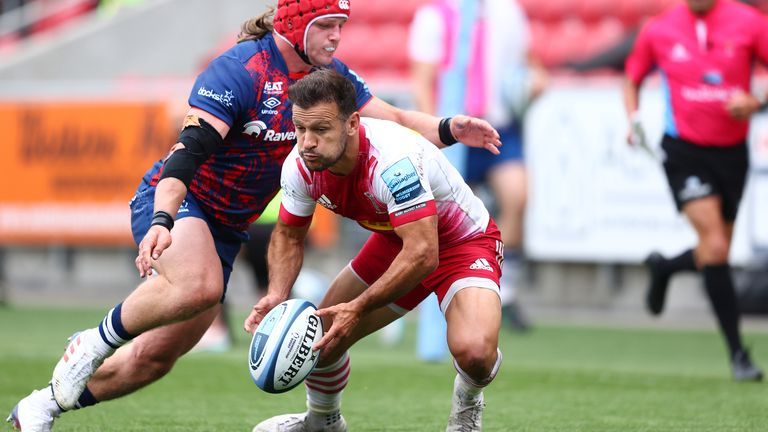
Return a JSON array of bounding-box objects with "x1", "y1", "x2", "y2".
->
[{"x1": 248, "y1": 299, "x2": 323, "y2": 393}]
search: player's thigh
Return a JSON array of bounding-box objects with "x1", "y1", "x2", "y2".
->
[
  {"x1": 445, "y1": 287, "x2": 501, "y2": 350},
  {"x1": 683, "y1": 196, "x2": 729, "y2": 240},
  {"x1": 154, "y1": 216, "x2": 223, "y2": 291},
  {"x1": 319, "y1": 265, "x2": 369, "y2": 308}
]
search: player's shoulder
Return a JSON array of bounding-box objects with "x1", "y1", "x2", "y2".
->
[
  {"x1": 216, "y1": 34, "x2": 276, "y2": 70},
  {"x1": 362, "y1": 118, "x2": 430, "y2": 158}
]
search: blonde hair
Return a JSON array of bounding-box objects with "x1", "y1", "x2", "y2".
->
[{"x1": 237, "y1": 7, "x2": 275, "y2": 43}]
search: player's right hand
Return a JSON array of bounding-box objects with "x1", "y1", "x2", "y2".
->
[
  {"x1": 135, "y1": 225, "x2": 172, "y2": 278},
  {"x1": 244, "y1": 294, "x2": 285, "y2": 333}
]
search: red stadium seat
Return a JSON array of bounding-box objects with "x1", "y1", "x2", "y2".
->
[
  {"x1": 582, "y1": 18, "x2": 626, "y2": 58},
  {"x1": 577, "y1": 0, "x2": 618, "y2": 24}
]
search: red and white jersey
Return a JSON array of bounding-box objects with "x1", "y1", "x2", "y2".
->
[{"x1": 279, "y1": 117, "x2": 490, "y2": 249}]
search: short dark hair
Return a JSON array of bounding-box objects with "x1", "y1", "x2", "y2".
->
[{"x1": 288, "y1": 69, "x2": 357, "y2": 119}]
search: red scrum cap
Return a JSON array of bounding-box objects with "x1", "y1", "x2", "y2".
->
[{"x1": 274, "y1": 0, "x2": 350, "y2": 60}]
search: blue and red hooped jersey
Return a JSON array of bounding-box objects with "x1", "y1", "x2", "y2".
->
[{"x1": 147, "y1": 33, "x2": 373, "y2": 231}]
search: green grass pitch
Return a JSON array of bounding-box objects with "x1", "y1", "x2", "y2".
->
[{"x1": 1, "y1": 306, "x2": 766, "y2": 431}]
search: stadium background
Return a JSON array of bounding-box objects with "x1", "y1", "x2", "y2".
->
[{"x1": 0, "y1": 1, "x2": 767, "y2": 430}]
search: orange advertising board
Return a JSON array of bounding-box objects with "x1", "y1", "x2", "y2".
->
[{"x1": 0, "y1": 101, "x2": 176, "y2": 245}]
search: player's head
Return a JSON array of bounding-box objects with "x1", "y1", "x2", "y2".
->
[
  {"x1": 289, "y1": 69, "x2": 359, "y2": 172},
  {"x1": 274, "y1": 0, "x2": 351, "y2": 66},
  {"x1": 685, "y1": 0, "x2": 717, "y2": 14}
]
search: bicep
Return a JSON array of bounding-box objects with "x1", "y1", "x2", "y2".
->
[
  {"x1": 393, "y1": 215, "x2": 438, "y2": 248},
  {"x1": 187, "y1": 108, "x2": 230, "y2": 139}
]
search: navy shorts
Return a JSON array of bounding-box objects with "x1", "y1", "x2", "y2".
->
[
  {"x1": 661, "y1": 134, "x2": 749, "y2": 222},
  {"x1": 464, "y1": 122, "x2": 524, "y2": 184},
  {"x1": 129, "y1": 178, "x2": 247, "y2": 299}
]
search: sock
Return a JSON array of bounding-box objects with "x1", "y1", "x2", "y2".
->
[
  {"x1": 661, "y1": 249, "x2": 696, "y2": 275},
  {"x1": 97, "y1": 303, "x2": 135, "y2": 350},
  {"x1": 305, "y1": 352, "x2": 350, "y2": 413},
  {"x1": 73, "y1": 386, "x2": 99, "y2": 410},
  {"x1": 453, "y1": 348, "x2": 503, "y2": 401},
  {"x1": 702, "y1": 264, "x2": 744, "y2": 357}
]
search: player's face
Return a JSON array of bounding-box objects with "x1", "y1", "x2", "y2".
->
[
  {"x1": 305, "y1": 17, "x2": 346, "y2": 66},
  {"x1": 686, "y1": 0, "x2": 716, "y2": 14},
  {"x1": 293, "y1": 102, "x2": 348, "y2": 172}
]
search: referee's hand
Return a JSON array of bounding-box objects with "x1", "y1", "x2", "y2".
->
[{"x1": 726, "y1": 90, "x2": 761, "y2": 120}]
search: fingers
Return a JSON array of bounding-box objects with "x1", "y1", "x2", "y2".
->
[
  {"x1": 244, "y1": 312, "x2": 261, "y2": 333},
  {"x1": 313, "y1": 325, "x2": 339, "y2": 353}
]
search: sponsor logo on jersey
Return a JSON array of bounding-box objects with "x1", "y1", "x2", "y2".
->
[
  {"x1": 264, "y1": 81, "x2": 284, "y2": 95},
  {"x1": 263, "y1": 130, "x2": 297, "y2": 141},
  {"x1": 243, "y1": 120, "x2": 268, "y2": 137},
  {"x1": 670, "y1": 43, "x2": 690, "y2": 62},
  {"x1": 393, "y1": 202, "x2": 426, "y2": 217},
  {"x1": 197, "y1": 86, "x2": 235, "y2": 107},
  {"x1": 679, "y1": 176, "x2": 712, "y2": 201},
  {"x1": 681, "y1": 85, "x2": 731, "y2": 103},
  {"x1": 261, "y1": 97, "x2": 281, "y2": 115},
  {"x1": 702, "y1": 70, "x2": 723, "y2": 85},
  {"x1": 317, "y1": 194, "x2": 337, "y2": 210},
  {"x1": 358, "y1": 220, "x2": 393, "y2": 231},
  {"x1": 382, "y1": 158, "x2": 425, "y2": 205},
  {"x1": 469, "y1": 258, "x2": 494, "y2": 272}
]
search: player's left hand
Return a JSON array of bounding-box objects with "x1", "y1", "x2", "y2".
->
[
  {"x1": 726, "y1": 90, "x2": 761, "y2": 120},
  {"x1": 313, "y1": 301, "x2": 363, "y2": 355},
  {"x1": 450, "y1": 115, "x2": 502, "y2": 155}
]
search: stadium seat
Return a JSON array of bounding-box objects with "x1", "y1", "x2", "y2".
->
[
  {"x1": 582, "y1": 18, "x2": 626, "y2": 57},
  {"x1": 577, "y1": 0, "x2": 618, "y2": 24}
]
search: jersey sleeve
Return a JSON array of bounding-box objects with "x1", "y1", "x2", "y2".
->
[
  {"x1": 330, "y1": 60, "x2": 374, "y2": 109},
  {"x1": 375, "y1": 154, "x2": 437, "y2": 228},
  {"x1": 279, "y1": 151, "x2": 316, "y2": 227},
  {"x1": 188, "y1": 55, "x2": 255, "y2": 127},
  {"x1": 625, "y1": 22, "x2": 656, "y2": 85}
]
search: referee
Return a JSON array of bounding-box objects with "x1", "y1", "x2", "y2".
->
[{"x1": 624, "y1": 0, "x2": 768, "y2": 381}]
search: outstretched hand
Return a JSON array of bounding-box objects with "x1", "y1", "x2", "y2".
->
[
  {"x1": 450, "y1": 115, "x2": 501, "y2": 155},
  {"x1": 312, "y1": 301, "x2": 363, "y2": 356},
  {"x1": 244, "y1": 294, "x2": 285, "y2": 333},
  {"x1": 135, "y1": 225, "x2": 172, "y2": 277}
]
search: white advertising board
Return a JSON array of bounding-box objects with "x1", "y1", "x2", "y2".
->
[{"x1": 524, "y1": 81, "x2": 768, "y2": 264}]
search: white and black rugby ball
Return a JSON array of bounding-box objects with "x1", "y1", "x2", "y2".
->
[{"x1": 248, "y1": 299, "x2": 323, "y2": 393}]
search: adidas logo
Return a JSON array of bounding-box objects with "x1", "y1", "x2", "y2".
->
[
  {"x1": 317, "y1": 194, "x2": 337, "y2": 210},
  {"x1": 469, "y1": 258, "x2": 494, "y2": 272}
]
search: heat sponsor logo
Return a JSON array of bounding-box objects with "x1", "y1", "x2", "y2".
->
[
  {"x1": 197, "y1": 86, "x2": 235, "y2": 107},
  {"x1": 264, "y1": 81, "x2": 284, "y2": 95},
  {"x1": 277, "y1": 314, "x2": 320, "y2": 386}
]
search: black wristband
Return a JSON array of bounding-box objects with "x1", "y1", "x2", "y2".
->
[
  {"x1": 438, "y1": 117, "x2": 458, "y2": 146},
  {"x1": 151, "y1": 211, "x2": 174, "y2": 231}
]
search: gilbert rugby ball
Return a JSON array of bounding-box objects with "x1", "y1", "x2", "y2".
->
[{"x1": 248, "y1": 299, "x2": 323, "y2": 393}]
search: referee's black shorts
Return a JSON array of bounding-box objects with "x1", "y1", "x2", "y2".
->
[{"x1": 661, "y1": 134, "x2": 749, "y2": 222}]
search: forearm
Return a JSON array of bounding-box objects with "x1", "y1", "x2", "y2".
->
[
  {"x1": 351, "y1": 247, "x2": 437, "y2": 314},
  {"x1": 153, "y1": 177, "x2": 188, "y2": 217},
  {"x1": 265, "y1": 222, "x2": 308, "y2": 300},
  {"x1": 623, "y1": 77, "x2": 641, "y2": 119}
]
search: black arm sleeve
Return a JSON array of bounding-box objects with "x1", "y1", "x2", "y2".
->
[{"x1": 159, "y1": 117, "x2": 224, "y2": 187}]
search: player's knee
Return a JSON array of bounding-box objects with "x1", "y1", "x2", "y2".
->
[
  {"x1": 699, "y1": 236, "x2": 730, "y2": 264},
  {"x1": 177, "y1": 275, "x2": 223, "y2": 314},
  {"x1": 451, "y1": 340, "x2": 497, "y2": 380}
]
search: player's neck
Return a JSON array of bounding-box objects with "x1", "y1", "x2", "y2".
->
[{"x1": 274, "y1": 32, "x2": 313, "y2": 74}]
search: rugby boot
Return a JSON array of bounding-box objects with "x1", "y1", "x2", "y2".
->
[
  {"x1": 252, "y1": 410, "x2": 347, "y2": 432},
  {"x1": 51, "y1": 329, "x2": 114, "y2": 410},
  {"x1": 732, "y1": 349, "x2": 764, "y2": 382},
  {"x1": 645, "y1": 252, "x2": 671, "y2": 316},
  {"x1": 6, "y1": 385, "x2": 61, "y2": 432}
]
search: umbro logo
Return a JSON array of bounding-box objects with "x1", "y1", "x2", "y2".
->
[
  {"x1": 263, "y1": 97, "x2": 281, "y2": 109},
  {"x1": 469, "y1": 258, "x2": 494, "y2": 272},
  {"x1": 317, "y1": 194, "x2": 337, "y2": 210}
]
